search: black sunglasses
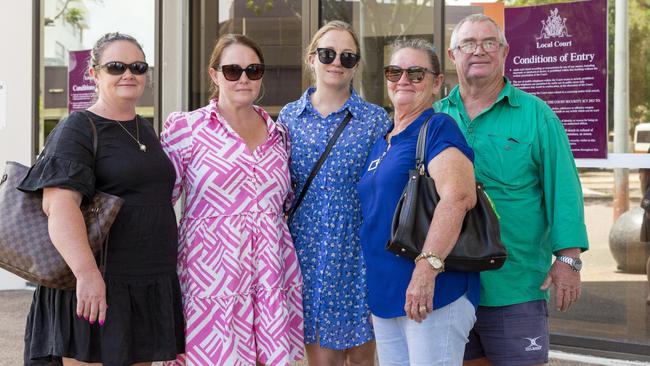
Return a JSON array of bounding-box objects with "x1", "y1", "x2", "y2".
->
[
  {"x1": 383, "y1": 65, "x2": 436, "y2": 83},
  {"x1": 215, "y1": 63, "x2": 265, "y2": 81},
  {"x1": 314, "y1": 48, "x2": 360, "y2": 69},
  {"x1": 94, "y1": 61, "x2": 149, "y2": 76}
]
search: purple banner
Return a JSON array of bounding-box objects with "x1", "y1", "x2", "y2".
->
[
  {"x1": 68, "y1": 50, "x2": 96, "y2": 113},
  {"x1": 505, "y1": 0, "x2": 608, "y2": 159}
]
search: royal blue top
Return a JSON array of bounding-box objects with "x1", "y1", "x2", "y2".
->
[{"x1": 357, "y1": 108, "x2": 481, "y2": 318}]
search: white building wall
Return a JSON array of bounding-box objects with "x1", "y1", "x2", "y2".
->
[{"x1": 0, "y1": 0, "x2": 33, "y2": 290}]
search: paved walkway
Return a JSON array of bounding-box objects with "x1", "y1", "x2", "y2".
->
[{"x1": 2, "y1": 289, "x2": 641, "y2": 365}]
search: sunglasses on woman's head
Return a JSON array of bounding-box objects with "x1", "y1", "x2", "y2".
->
[
  {"x1": 215, "y1": 64, "x2": 265, "y2": 81},
  {"x1": 384, "y1": 65, "x2": 436, "y2": 83},
  {"x1": 315, "y1": 48, "x2": 360, "y2": 69},
  {"x1": 94, "y1": 61, "x2": 149, "y2": 76}
]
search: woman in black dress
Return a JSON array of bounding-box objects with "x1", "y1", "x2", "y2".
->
[{"x1": 19, "y1": 33, "x2": 184, "y2": 365}]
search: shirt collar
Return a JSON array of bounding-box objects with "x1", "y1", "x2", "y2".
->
[
  {"x1": 388, "y1": 108, "x2": 435, "y2": 145},
  {"x1": 295, "y1": 86, "x2": 363, "y2": 120},
  {"x1": 208, "y1": 98, "x2": 278, "y2": 138},
  {"x1": 447, "y1": 77, "x2": 520, "y2": 109}
]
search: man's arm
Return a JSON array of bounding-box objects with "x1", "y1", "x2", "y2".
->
[{"x1": 537, "y1": 113, "x2": 589, "y2": 311}]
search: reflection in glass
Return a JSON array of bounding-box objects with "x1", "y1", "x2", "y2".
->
[
  {"x1": 190, "y1": 0, "x2": 303, "y2": 115},
  {"x1": 552, "y1": 168, "x2": 650, "y2": 350},
  {"x1": 321, "y1": 0, "x2": 436, "y2": 110},
  {"x1": 40, "y1": 0, "x2": 155, "y2": 150}
]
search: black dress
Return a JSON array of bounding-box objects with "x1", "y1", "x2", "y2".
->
[{"x1": 19, "y1": 111, "x2": 185, "y2": 365}]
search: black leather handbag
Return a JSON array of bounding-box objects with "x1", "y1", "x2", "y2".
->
[{"x1": 386, "y1": 117, "x2": 507, "y2": 272}]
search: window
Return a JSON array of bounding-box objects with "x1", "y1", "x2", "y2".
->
[
  {"x1": 39, "y1": 0, "x2": 157, "y2": 150},
  {"x1": 443, "y1": 2, "x2": 650, "y2": 356},
  {"x1": 54, "y1": 41, "x2": 65, "y2": 65},
  {"x1": 320, "y1": 0, "x2": 440, "y2": 111},
  {"x1": 189, "y1": 0, "x2": 304, "y2": 116}
]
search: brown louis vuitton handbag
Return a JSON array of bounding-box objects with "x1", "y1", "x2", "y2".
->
[{"x1": 0, "y1": 113, "x2": 123, "y2": 289}]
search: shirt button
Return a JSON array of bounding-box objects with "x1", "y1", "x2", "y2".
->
[{"x1": 467, "y1": 127, "x2": 473, "y2": 133}]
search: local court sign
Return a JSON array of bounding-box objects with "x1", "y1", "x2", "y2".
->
[
  {"x1": 505, "y1": 0, "x2": 608, "y2": 159},
  {"x1": 0, "y1": 81, "x2": 6, "y2": 130},
  {"x1": 68, "y1": 50, "x2": 96, "y2": 113}
]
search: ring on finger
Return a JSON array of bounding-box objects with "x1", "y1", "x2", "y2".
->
[{"x1": 419, "y1": 305, "x2": 427, "y2": 312}]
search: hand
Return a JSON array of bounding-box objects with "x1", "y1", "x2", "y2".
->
[
  {"x1": 404, "y1": 261, "x2": 438, "y2": 323},
  {"x1": 540, "y1": 259, "x2": 581, "y2": 312},
  {"x1": 75, "y1": 268, "x2": 107, "y2": 326}
]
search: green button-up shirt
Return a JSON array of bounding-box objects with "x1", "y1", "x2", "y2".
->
[{"x1": 434, "y1": 78, "x2": 589, "y2": 306}]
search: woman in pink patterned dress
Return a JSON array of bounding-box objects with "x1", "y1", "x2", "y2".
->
[{"x1": 160, "y1": 34, "x2": 304, "y2": 366}]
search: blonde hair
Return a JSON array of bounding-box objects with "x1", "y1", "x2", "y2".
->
[{"x1": 305, "y1": 20, "x2": 361, "y2": 81}]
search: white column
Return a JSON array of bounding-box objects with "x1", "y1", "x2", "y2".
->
[
  {"x1": 160, "y1": 0, "x2": 189, "y2": 219},
  {"x1": 0, "y1": 0, "x2": 33, "y2": 290},
  {"x1": 160, "y1": 0, "x2": 189, "y2": 121},
  {"x1": 613, "y1": 0, "x2": 629, "y2": 219}
]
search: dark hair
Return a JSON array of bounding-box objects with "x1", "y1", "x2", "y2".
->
[
  {"x1": 90, "y1": 32, "x2": 145, "y2": 68},
  {"x1": 208, "y1": 34, "x2": 265, "y2": 100},
  {"x1": 390, "y1": 38, "x2": 441, "y2": 75}
]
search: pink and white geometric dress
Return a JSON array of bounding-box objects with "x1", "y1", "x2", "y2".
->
[{"x1": 160, "y1": 100, "x2": 304, "y2": 365}]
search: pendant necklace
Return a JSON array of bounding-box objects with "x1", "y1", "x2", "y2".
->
[
  {"x1": 367, "y1": 139, "x2": 391, "y2": 173},
  {"x1": 114, "y1": 117, "x2": 147, "y2": 152}
]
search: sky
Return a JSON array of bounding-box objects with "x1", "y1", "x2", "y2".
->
[{"x1": 82, "y1": 0, "x2": 156, "y2": 65}]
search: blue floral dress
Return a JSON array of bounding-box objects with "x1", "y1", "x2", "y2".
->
[{"x1": 279, "y1": 87, "x2": 391, "y2": 349}]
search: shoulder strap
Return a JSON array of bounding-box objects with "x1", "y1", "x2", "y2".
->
[
  {"x1": 415, "y1": 115, "x2": 434, "y2": 173},
  {"x1": 288, "y1": 111, "x2": 353, "y2": 221},
  {"x1": 79, "y1": 110, "x2": 109, "y2": 276},
  {"x1": 79, "y1": 111, "x2": 98, "y2": 160}
]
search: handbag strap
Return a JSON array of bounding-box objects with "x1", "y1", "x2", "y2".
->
[
  {"x1": 415, "y1": 114, "x2": 497, "y2": 218},
  {"x1": 79, "y1": 111, "x2": 109, "y2": 277},
  {"x1": 415, "y1": 115, "x2": 435, "y2": 173},
  {"x1": 287, "y1": 111, "x2": 353, "y2": 221},
  {"x1": 80, "y1": 111, "x2": 98, "y2": 159}
]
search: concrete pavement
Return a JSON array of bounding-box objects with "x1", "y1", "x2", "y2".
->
[{"x1": 0, "y1": 289, "x2": 639, "y2": 365}]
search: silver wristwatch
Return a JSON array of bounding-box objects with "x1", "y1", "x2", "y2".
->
[{"x1": 556, "y1": 255, "x2": 582, "y2": 272}]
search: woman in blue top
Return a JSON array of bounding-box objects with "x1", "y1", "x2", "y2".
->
[
  {"x1": 358, "y1": 38, "x2": 480, "y2": 365},
  {"x1": 279, "y1": 21, "x2": 391, "y2": 366}
]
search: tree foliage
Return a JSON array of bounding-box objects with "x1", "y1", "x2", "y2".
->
[{"x1": 44, "y1": 0, "x2": 89, "y2": 30}]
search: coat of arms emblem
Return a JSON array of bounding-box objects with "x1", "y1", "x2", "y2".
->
[{"x1": 536, "y1": 8, "x2": 571, "y2": 40}]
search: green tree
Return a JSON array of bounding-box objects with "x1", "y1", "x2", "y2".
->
[{"x1": 44, "y1": 0, "x2": 90, "y2": 30}]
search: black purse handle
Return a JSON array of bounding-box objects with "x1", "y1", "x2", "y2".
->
[
  {"x1": 415, "y1": 114, "x2": 488, "y2": 199},
  {"x1": 415, "y1": 115, "x2": 434, "y2": 174},
  {"x1": 287, "y1": 111, "x2": 353, "y2": 222},
  {"x1": 80, "y1": 111, "x2": 98, "y2": 159}
]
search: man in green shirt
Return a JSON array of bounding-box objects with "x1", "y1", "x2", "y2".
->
[{"x1": 434, "y1": 14, "x2": 589, "y2": 366}]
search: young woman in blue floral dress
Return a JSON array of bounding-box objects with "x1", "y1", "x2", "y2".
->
[{"x1": 278, "y1": 21, "x2": 391, "y2": 365}]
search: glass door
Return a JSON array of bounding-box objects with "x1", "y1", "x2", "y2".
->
[
  {"x1": 320, "y1": 0, "x2": 442, "y2": 111},
  {"x1": 189, "y1": 0, "x2": 306, "y2": 116}
]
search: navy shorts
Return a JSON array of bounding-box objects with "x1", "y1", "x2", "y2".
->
[{"x1": 464, "y1": 300, "x2": 549, "y2": 366}]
